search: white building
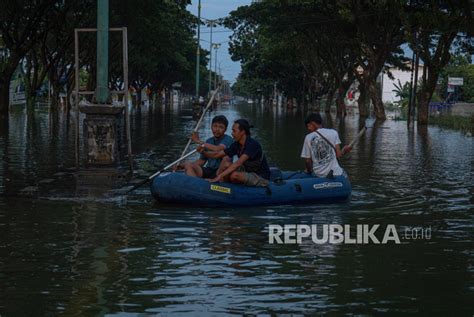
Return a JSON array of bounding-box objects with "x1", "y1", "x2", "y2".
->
[{"x1": 381, "y1": 62, "x2": 424, "y2": 103}]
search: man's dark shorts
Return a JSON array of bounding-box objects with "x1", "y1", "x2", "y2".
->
[
  {"x1": 236, "y1": 166, "x2": 269, "y2": 187},
  {"x1": 202, "y1": 167, "x2": 218, "y2": 179}
]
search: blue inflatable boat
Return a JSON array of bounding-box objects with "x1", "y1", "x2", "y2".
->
[{"x1": 150, "y1": 169, "x2": 351, "y2": 207}]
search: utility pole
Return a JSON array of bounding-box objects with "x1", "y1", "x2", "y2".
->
[
  {"x1": 208, "y1": 19, "x2": 217, "y2": 96},
  {"x1": 273, "y1": 82, "x2": 277, "y2": 106},
  {"x1": 96, "y1": 0, "x2": 109, "y2": 103},
  {"x1": 195, "y1": 0, "x2": 201, "y2": 100},
  {"x1": 213, "y1": 43, "x2": 220, "y2": 89}
]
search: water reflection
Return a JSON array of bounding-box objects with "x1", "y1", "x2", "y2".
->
[{"x1": 0, "y1": 101, "x2": 472, "y2": 315}]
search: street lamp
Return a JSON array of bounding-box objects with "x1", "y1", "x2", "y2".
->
[
  {"x1": 212, "y1": 43, "x2": 221, "y2": 90},
  {"x1": 206, "y1": 19, "x2": 219, "y2": 96},
  {"x1": 195, "y1": 0, "x2": 202, "y2": 100}
]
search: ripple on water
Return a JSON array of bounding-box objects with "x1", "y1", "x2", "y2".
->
[{"x1": 0, "y1": 107, "x2": 473, "y2": 316}]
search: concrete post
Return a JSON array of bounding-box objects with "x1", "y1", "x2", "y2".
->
[
  {"x1": 78, "y1": 1, "x2": 124, "y2": 168},
  {"x1": 96, "y1": 0, "x2": 109, "y2": 104}
]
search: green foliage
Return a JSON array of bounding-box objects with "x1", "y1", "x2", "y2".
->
[
  {"x1": 402, "y1": 0, "x2": 473, "y2": 123},
  {"x1": 429, "y1": 114, "x2": 474, "y2": 134},
  {"x1": 226, "y1": 0, "x2": 472, "y2": 122},
  {"x1": 431, "y1": 91, "x2": 443, "y2": 102},
  {"x1": 225, "y1": 0, "x2": 409, "y2": 117},
  {"x1": 225, "y1": 2, "x2": 306, "y2": 98},
  {"x1": 392, "y1": 79, "x2": 411, "y2": 109},
  {"x1": 0, "y1": 0, "x2": 208, "y2": 109},
  {"x1": 109, "y1": 0, "x2": 203, "y2": 93},
  {"x1": 439, "y1": 54, "x2": 474, "y2": 102}
]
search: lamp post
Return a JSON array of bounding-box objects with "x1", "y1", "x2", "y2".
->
[
  {"x1": 218, "y1": 62, "x2": 222, "y2": 88},
  {"x1": 212, "y1": 43, "x2": 221, "y2": 90},
  {"x1": 207, "y1": 19, "x2": 218, "y2": 96},
  {"x1": 195, "y1": 0, "x2": 202, "y2": 100}
]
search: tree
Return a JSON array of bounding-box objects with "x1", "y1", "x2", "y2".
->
[
  {"x1": 341, "y1": 0, "x2": 408, "y2": 120},
  {"x1": 226, "y1": 0, "x2": 410, "y2": 119},
  {"x1": 0, "y1": 0, "x2": 59, "y2": 114},
  {"x1": 403, "y1": 0, "x2": 473, "y2": 125},
  {"x1": 107, "y1": 0, "x2": 210, "y2": 104},
  {"x1": 225, "y1": 2, "x2": 340, "y2": 110},
  {"x1": 439, "y1": 54, "x2": 474, "y2": 102},
  {"x1": 0, "y1": 0, "x2": 209, "y2": 115}
]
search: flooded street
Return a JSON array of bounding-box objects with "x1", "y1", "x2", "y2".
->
[{"x1": 0, "y1": 102, "x2": 473, "y2": 315}]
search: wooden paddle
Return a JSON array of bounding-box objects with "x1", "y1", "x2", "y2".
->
[
  {"x1": 348, "y1": 126, "x2": 367, "y2": 148},
  {"x1": 125, "y1": 88, "x2": 220, "y2": 194},
  {"x1": 315, "y1": 125, "x2": 368, "y2": 157},
  {"x1": 179, "y1": 86, "x2": 220, "y2": 160}
]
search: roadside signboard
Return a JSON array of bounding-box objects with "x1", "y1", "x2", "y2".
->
[{"x1": 448, "y1": 77, "x2": 463, "y2": 86}]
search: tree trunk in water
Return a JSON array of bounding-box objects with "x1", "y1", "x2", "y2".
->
[
  {"x1": 66, "y1": 89, "x2": 71, "y2": 112},
  {"x1": 135, "y1": 87, "x2": 142, "y2": 107},
  {"x1": 368, "y1": 81, "x2": 386, "y2": 120},
  {"x1": 418, "y1": 97, "x2": 429, "y2": 125},
  {"x1": 336, "y1": 87, "x2": 347, "y2": 117},
  {"x1": 417, "y1": 74, "x2": 437, "y2": 125},
  {"x1": 414, "y1": 31, "x2": 456, "y2": 125},
  {"x1": 335, "y1": 93, "x2": 344, "y2": 117},
  {"x1": 0, "y1": 113, "x2": 8, "y2": 136},
  {"x1": 417, "y1": 88, "x2": 434, "y2": 125},
  {"x1": 301, "y1": 92, "x2": 307, "y2": 113},
  {"x1": 24, "y1": 57, "x2": 36, "y2": 112},
  {"x1": 325, "y1": 90, "x2": 335, "y2": 113},
  {"x1": 0, "y1": 56, "x2": 21, "y2": 115},
  {"x1": 166, "y1": 89, "x2": 171, "y2": 106},
  {"x1": 26, "y1": 95, "x2": 36, "y2": 113},
  {"x1": 51, "y1": 87, "x2": 60, "y2": 111},
  {"x1": 0, "y1": 85, "x2": 10, "y2": 115},
  {"x1": 358, "y1": 83, "x2": 369, "y2": 117}
]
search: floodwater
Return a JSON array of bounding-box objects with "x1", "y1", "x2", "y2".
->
[{"x1": 0, "y1": 101, "x2": 472, "y2": 315}]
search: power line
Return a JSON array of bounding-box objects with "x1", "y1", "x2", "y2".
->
[{"x1": 201, "y1": 30, "x2": 233, "y2": 34}]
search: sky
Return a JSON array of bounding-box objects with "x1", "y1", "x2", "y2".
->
[{"x1": 187, "y1": 0, "x2": 252, "y2": 85}]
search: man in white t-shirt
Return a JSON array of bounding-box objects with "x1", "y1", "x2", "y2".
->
[{"x1": 300, "y1": 113, "x2": 351, "y2": 178}]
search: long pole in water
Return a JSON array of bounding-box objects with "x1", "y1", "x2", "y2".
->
[
  {"x1": 342, "y1": 127, "x2": 367, "y2": 155},
  {"x1": 125, "y1": 148, "x2": 199, "y2": 194},
  {"x1": 179, "y1": 86, "x2": 220, "y2": 159},
  {"x1": 126, "y1": 86, "x2": 221, "y2": 194},
  {"x1": 347, "y1": 127, "x2": 367, "y2": 148}
]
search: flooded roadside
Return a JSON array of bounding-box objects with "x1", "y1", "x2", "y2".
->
[{"x1": 0, "y1": 101, "x2": 472, "y2": 315}]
